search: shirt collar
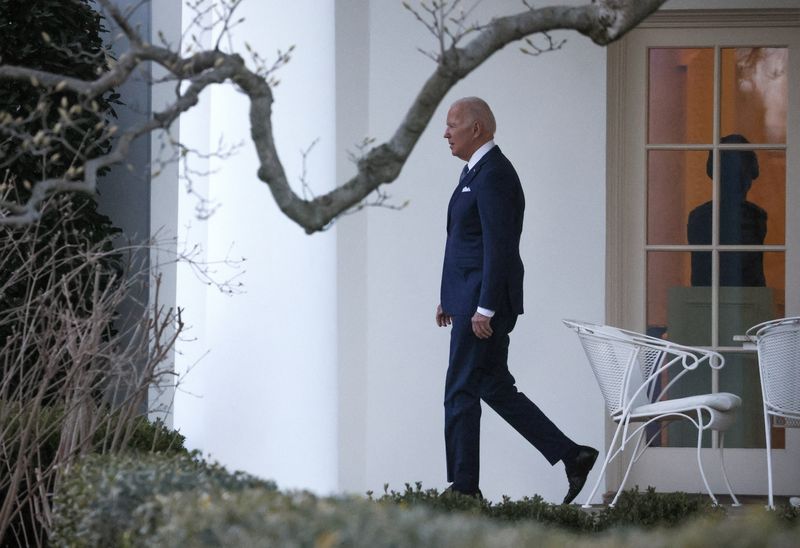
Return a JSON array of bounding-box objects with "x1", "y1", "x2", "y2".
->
[{"x1": 467, "y1": 139, "x2": 496, "y2": 170}]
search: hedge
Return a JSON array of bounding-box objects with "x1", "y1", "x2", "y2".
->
[
  {"x1": 50, "y1": 453, "x2": 276, "y2": 547},
  {"x1": 373, "y1": 482, "x2": 727, "y2": 532},
  {"x1": 51, "y1": 454, "x2": 800, "y2": 547}
]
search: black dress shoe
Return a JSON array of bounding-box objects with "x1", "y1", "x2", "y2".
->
[{"x1": 562, "y1": 445, "x2": 599, "y2": 505}]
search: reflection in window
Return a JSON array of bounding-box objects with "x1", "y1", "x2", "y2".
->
[
  {"x1": 722, "y1": 48, "x2": 787, "y2": 144},
  {"x1": 689, "y1": 135, "x2": 766, "y2": 287},
  {"x1": 645, "y1": 45, "x2": 789, "y2": 450},
  {"x1": 647, "y1": 150, "x2": 711, "y2": 245},
  {"x1": 719, "y1": 353, "x2": 784, "y2": 449},
  {"x1": 649, "y1": 48, "x2": 713, "y2": 144}
]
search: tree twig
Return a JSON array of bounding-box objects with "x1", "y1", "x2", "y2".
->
[{"x1": 0, "y1": 0, "x2": 666, "y2": 232}]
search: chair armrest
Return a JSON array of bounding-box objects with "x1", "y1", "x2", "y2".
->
[{"x1": 641, "y1": 345, "x2": 724, "y2": 405}]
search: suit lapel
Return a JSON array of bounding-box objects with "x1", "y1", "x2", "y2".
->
[
  {"x1": 462, "y1": 145, "x2": 499, "y2": 188},
  {"x1": 446, "y1": 146, "x2": 501, "y2": 233},
  {"x1": 446, "y1": 178, "x2": 462, "y2": 233}
]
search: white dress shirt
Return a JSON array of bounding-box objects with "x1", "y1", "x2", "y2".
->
[{"x1": 467, "y1": 139, "x2": 495, "y2": 171}]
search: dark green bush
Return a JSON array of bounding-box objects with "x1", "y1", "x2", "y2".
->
[
  {"x1": 374, "y1": 483, "x2": 722, "y2": 533},
  {"x1": 123, "y1": 415, "x2": 188, "y2": 455},
  {"x1": 0, "y1": 0, "x2": 123, "y2": 406},
  {"x1": 488, "y1": 494, "x2": 596, "y2": 531},
  {"x1": 374, "y1": 482, "x2": 486, "y2": 514},
  {"x1": 50, "y1": 453, "x2": 276, "y2": 547},
  {"x1": 594, "y1": 486, "x2": 725, "y2": 530},
  {"x1": 0, "y1": 401, "x2": 187, "y2": 467},
  {"x1": 774, "y1": 502, "x2": 800, "y2": 524}
]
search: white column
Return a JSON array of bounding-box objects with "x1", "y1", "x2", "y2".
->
[
  {"x1": 176, "y1": 0, "x2": 338, "y2": 493},
  {"x1": 148, "y1": 0, "x2": 182, "y2": 428}
]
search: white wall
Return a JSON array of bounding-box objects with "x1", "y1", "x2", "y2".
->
[
  {"x1": 175, "y1": 0, "x2": 338, "y2": 493},
  {"x1": 170, "y1": 0, "x2": 800, "y2": 503},
  {"x1": 174, "y1": 0, "x2": 212, "y2": 461},
  {"x1": 344, "y1": 0, "x2": 800, "y2": 505},
  {"x1": 335, "y1": 0, "x2": 370, "y2": 493},
  {"x1": 339, "y1": 1, "x2": 608, "y2": 503}
]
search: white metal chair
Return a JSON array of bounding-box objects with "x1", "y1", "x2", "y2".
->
[
  {"x1": 563, "y1": 319, "x2": 741, "y2": 508},
  {"x1": 746, "y1": 316, "x2": 800, "y2": 509}
]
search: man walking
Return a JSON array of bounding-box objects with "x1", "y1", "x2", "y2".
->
[{"x1": 436, "y1": 97, "x2": 597, "y2": 504}]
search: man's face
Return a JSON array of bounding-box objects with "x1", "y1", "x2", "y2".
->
[{"x1": 444, "y1": 105, "x2": 476, "y2": 162}]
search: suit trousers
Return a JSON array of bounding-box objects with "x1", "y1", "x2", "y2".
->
[{"x1": 444, "y1": 314, "x2": 577, "y2": 493}]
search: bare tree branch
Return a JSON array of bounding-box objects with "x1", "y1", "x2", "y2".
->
[{"x1": 0, "y1": 0, "x2": 666, "y2": 233}]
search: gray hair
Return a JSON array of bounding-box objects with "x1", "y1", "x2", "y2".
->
[{"x1": 452, "y1": 97, "x2": 496, "y2": 136}]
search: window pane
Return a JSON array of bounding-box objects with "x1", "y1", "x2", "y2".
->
[
  {"x1": 686, "y1": 147, "x2": 784, "y2": 254},
  {"x1": 718, "y1": 252, "x2": 784, "y2": 345},
  {"x1": 721, "y1": 48, "x2": 787, "y2": 144},
  {"x1": 649, "y1": 48, "x2": 714, "y2": 144},
  {"x1": 745, "y1": 149, "x2": 785, "y2": 245},
  {"x1": 648, "y1": 150, "x2": 712, "y2": 245},
  {"x1": 647, "y1": 252, "x2": 711, "y2": 346},
  {"x1": 763, "y1": 251, "x2": 786, "y2": 318}
]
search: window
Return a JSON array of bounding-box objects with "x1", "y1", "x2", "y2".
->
[
  {"x1": 645, "y1": 46, "x2": 787, "y2": 448},
  {"x1": 607, "y1": 9, "x2": 800, "y2": 494}
]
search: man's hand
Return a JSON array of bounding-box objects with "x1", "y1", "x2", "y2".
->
[
  {"x1": 471, "y1": 311, "x2": 493, "y2": 339},
  {"x1": 436, "y1": 304, "x2": 452, "y2": 327}
]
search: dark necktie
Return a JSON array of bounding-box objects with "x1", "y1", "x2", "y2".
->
[{"x1": 459, "y1": 164, "x2": 469, "y2": 183}]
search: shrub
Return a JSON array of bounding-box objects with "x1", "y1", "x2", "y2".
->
[
  {"x1": 129, "y1": 489, "x2": 575, "y2": 548},
  {"x1": 58, "y1": 480, "x2": 800, "y2": 548},
  {"x1": 0, "y1": 1, "x2": 145, "y2": 545},
  {"x1": 374, "y1": 482, "x2": 486, "y2": 515},
  {"x1": 121, "y1": 416, "x2": 188, "y2": 455},
  {"x1": 488, "y1": 495, "x2": 596, "y2": 531},
  {"x1": 0, "y1": 402, "x2": 186, "y2": 547},
  {"x1": 0, "y1": 402, "x2": 186, "y2": 463},
  {"x1": 594, "y1": 486, "x2": 725, "y2": 530},
  {"x1": 0, "y1": 0, "x2": 123, "y2": 406},
  {"x1": 374, "y1": 483, "x2": 721, "y2": 533},
  {"x1": 774, "y1": 502, "x2": 800, "y2": 524},
  {"x1": 50, "y1": 453, "x2": 275, "y2": 547},
  {"x1": 51, "y1": 458, "x2": 799, "y2": 547},
  {"x1": 126, "y1": 494, "x2": 800, "y2": 547}
]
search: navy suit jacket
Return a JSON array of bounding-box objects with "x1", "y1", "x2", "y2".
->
[{"x1": 440, "y1": 145, "x2": 525, "y2": 316}]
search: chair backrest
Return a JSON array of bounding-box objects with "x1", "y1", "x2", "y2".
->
[
  {"x1": 570, "y1": 323, "x2": 655, "y2": 416},
  {"x1": 756, "y1": 320, "x2": 800, "y2": 417}
]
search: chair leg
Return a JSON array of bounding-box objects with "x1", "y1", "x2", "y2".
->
[
  {"x1": 695, "y1": 410, "x2": 719, "y2": 506},
  {"x1": 610, "y1": 429, "x2": 645, "y2": 507},
  {"x1": 582, "y1": 419, "x2": 624, "y2": 508},
  {"x1": 717, "y1": 432, "x2": 740, "y2": 507},
  {"x1": 764, "y1": 410, "x2": 774, "y2": 510}
]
